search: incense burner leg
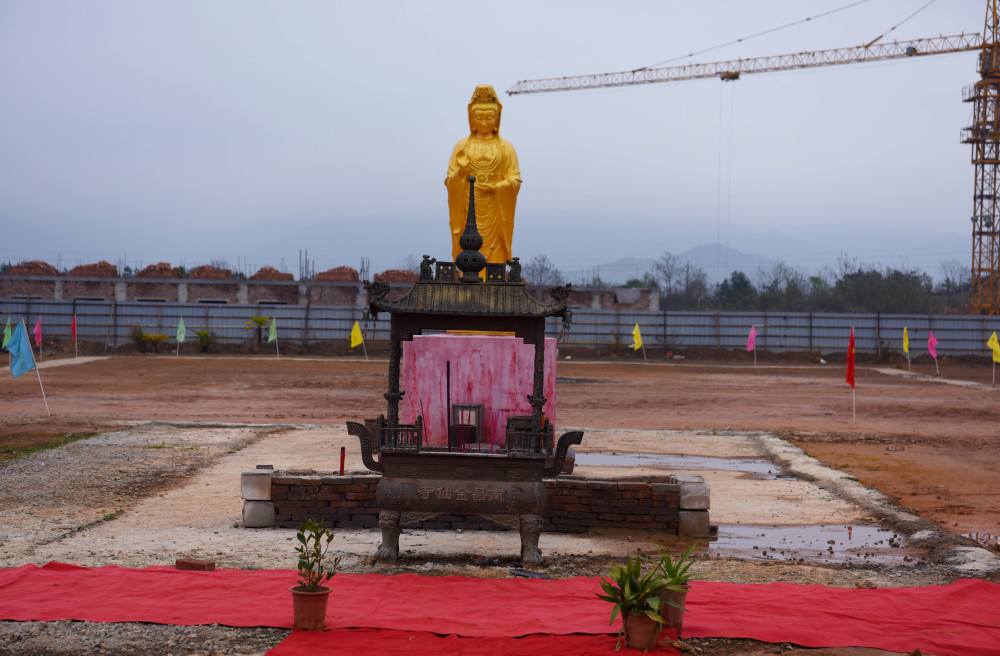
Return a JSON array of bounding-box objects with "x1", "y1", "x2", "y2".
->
[
  {"x1": 519, "y1": 513, "x2": 543, "y2": 565},
  {"x1": 376, "y1": 510, "x2": 401, "y2": 563}
]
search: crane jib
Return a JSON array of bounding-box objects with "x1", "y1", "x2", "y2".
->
[{"x1": 506, "y1": 33, "x2": 983, "y2": 95}]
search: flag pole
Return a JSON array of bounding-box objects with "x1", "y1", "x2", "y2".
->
[
  {"x1": 275, "y1": 336, "x2": 280, "y2": 359},
  {"x1": 852, "y1": 388, "x2": 855, "y2": 424},
  {"x1": 21, "y1": 320, "x2": 50, "y2": 417},
  {"x1": 176, "y1": 340, "x2": 180, "y2": 357},
  {"x1": 362, "y1": 316, "x2": 369, "y2": 361},
  {"x1": 641, "y1": 343, "x2": 648, "y2": 365},
  {"x1": 34, "y1": 364, "x2": 50, "y2": 417}
]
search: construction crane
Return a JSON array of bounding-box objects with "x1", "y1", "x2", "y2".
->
[
  {"x1": 508, "y1": 7, "x2": 999, "y2": 315},
  {"x1": 963, "y1": 2, "x2": 1000, "y2": 315}
]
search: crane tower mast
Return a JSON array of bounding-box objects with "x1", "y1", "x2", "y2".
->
[{"x1": 964, "y1": 0, "x2": 1000, "y2": 314}]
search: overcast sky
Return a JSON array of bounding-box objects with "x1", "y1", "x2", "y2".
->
[{"x1": 0, "y1": 0, "x2": 984, "y2": 283}]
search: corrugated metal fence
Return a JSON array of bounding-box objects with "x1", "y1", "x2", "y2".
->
[{"x1": 2, "y1": 299, "x2": 999, "y2": 357}]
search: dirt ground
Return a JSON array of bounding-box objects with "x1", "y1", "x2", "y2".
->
[
  {"x1": 1, "y1": 352, "x2": 999, "y2": 656},
  {"x1": 3, "y1": 353, "x2": 999, "y2": 545}
]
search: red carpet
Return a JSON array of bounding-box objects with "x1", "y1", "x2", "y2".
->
[{"x1": 1, "y1": 563, "x2": 998, "y2": 656}]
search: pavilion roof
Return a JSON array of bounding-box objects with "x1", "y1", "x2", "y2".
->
[{"x1": 369, "y1": 280, "x2": 569, "y2": 319}]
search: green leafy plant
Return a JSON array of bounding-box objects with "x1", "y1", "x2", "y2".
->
[
  {"x1": 195, "y1": 329, "x2": 216, "y2": 352},
  {"x1": 245, "y1": 316, "x2": 270, "y2": 346},
  {"x1": 130, "y1": 327, "x2": 168, "y2": 352},
  {"x1": 654, "y1": 541, "x2": 703, "y2": 587},
  {"x1": 596, "y1": 554, "x2": 665, "y2": 651},
  {"x1": 653, "y1": 541, "x2": 704, "y2": 631},
  {"x1": 131, "y1": 326, "x2": 147, "y2": 352},
  {"x1": 295, "y1": 519, "x2": 342, "y2": 592},
  {"x1": 143, "y1": 333, "x2": 168, "y2": 353}
]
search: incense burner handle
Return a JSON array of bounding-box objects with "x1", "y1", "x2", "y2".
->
[
  {"x1": 347, "y1": 421, "x2": 383, "y2": 473},
  {"x1": 544, "y1": 430, "x2": 583, "y2": 477}
]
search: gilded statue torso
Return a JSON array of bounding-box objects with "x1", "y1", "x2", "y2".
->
[
  {"x1": 466, "y1": 137, "x2": 503, "y2": 184},
  {"x1": 446, "y1": 84, "x2": 522, "y2": 265}
]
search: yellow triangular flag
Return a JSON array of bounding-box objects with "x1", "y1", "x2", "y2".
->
[
  {"x1": 902, "y1": 327, "x2": 909, "y2": 354},
  {"x1": 350, "y1": 321, "x2": 363, "y2": 349},
  {"x1": 632, "y1": 324, "x2": 642, "y2": 351},
  {"x1": 987, "y1": 331, "x2": 1000, "y2": 364}
]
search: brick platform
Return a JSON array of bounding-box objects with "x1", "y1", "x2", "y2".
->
[{"x1": 243, "y1": 469, "x2": 710, "y2": 537}]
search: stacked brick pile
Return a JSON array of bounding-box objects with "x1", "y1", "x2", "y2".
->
[
  {"x1": 135, "y1": 262, "x2": 182, "y2": 279},
  {"x1": 374, "y1": 269, "x2": 418, "y2": 283},
  {"x1": 314, "y1": 266, "x2": 359, "y2": 282},
  {"x1": 188, "y1": 265, "x2": 232, "y2": 279},
  {"x1": 543, "y1": 478, "x2": 680, "y2": 533},
  {"x1": 249, "y1": 266, "x2": 294, "y2": 281},
  {"x1": 7, "y1": 261, "x2": 59, "y2": 276},
  {"x1": 68, "y1": 261, "x2": 117, "y2": 277},
  {"x1": 272, "y1": 474, "x2": 381, "y2": 529}
]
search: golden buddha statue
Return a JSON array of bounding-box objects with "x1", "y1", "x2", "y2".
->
[{"x1": 445, "y1": 85, "x2": 522, "y2": 265}]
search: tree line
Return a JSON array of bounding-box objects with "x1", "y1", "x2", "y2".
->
[
  {"x1": 477, "y1": 252, "x2": 973, "y2": 314},
  {"x1": 627, "y1": 253, "x2": 972, "y2": 314}
]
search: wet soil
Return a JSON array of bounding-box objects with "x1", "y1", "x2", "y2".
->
[{"x1": 3, "y1": 354, "x2": 998, "y2": 547}]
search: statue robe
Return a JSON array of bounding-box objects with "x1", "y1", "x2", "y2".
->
[{"x1": 446, "y1": 135, "x2": 521, "y2": 265}]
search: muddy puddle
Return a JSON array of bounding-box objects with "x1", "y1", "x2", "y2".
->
[
  {"x1": 708, "y1": 524, "x2": 917, "y2": 565},
  {"x1": 575, "y1": 451, "x2": 786, "y2": 479},
  {"x1": 576, "y1": 451, "x2": 917, "y2": 566}
]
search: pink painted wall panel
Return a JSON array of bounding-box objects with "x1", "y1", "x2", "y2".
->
[{"x1": 400, "y1": 335, "x2": 557, "y2": 448}]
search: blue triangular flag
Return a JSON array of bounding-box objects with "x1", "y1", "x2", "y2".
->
[{"x1": 8, "y1": 321, "x2": 37, "y2": 379}]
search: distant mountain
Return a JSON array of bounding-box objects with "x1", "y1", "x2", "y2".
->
[
  {"x1": 570, "y1": 245, "x2": 772, "y2": 286},
  {"x1": 675, "y1": 244, "x2": 772, "y2": 284}
]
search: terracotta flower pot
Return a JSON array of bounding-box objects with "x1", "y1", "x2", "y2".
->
[
  {"x1": 623, "y1": 612, "x2": 661, "y2": 652},
  {"x1": 290, "y1": 585, "x2": 331, "y2": 630},
  {"x1": 660, "y1": 584, "x2": 689, "y2": 636}
]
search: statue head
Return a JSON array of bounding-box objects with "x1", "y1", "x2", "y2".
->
[{"x1": 467, "y1": 85, "x2": 502, "y2": 136}]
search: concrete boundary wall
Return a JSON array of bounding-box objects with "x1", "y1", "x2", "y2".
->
[
  {"x1": 241, "y1": 470, "x2": 711, "y2": 538},
  {"x1": 3, "y1": 297, "x2": 998, "y2": 356}
]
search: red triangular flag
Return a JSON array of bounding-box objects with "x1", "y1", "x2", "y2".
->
[
  {"x1": 71, "y1": 315, "x2": 77, "y2": 342},
  {"x1": 846, "y1": 326, "x2": 855, "y2": 388}
]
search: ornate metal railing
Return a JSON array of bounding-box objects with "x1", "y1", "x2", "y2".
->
[{"x1": 377, "y1": 416, "x2": 422, "y2": 452}]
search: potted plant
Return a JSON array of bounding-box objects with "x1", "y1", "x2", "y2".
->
[
  {"x1": 654, "y1": 542, "x2": 703, "y2": 637},
  {"x1": 596, "y1": 554, "x2": 666, "y2": 652},
  {"x1": 290, "y1": 519, "x2": 342, "y2": 630}
]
